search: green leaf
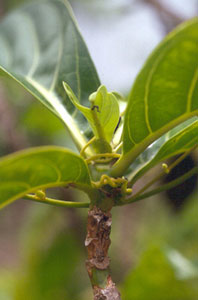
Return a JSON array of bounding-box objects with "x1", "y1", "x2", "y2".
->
[
  {"x1": 112, "y1": 19, "x2": 198, "y2": 176},
  {"x1": 122, "y1": 246, "x2": 197, "y2": 300},
  {"x1": 0, "y1": 146, "x2": 91, "y2": 208},
  {"x1": 129, "y1": 119, "x2": 198, "y2": 183},
  {"x1": 0, "y1": 0, "x2": 100, "y2": 150},
  {"x1": 63, "y1": 83, "x2": 120, "y2": 143}
]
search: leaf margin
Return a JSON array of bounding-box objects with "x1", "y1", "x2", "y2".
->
[{"x1": 0, "y1": 145, "x2": 92, "y2": 209}]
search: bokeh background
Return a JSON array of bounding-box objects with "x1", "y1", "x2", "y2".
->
[{"x1": 0, "y1": 0, "x2": 198, "y2": 299}]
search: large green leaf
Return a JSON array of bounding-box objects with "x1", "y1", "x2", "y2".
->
[
  {"x1": 0, "y1": 0, "x2": 100, "y2": 150},
  {"x1": 0, "y1": 146, "x2": 91, "y2": 208},
  {"x1": 112, "y1": 18, "x2": 198, "y2": 176},
  {"x1": 129, "y1": 119, "x2": 198, "y2": 183}
]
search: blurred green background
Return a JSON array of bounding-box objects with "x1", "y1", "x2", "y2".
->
[{"x1": 0, "y1": 0, "x2": 197, "y2": 299}]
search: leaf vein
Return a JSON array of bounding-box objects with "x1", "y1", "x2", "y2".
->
[
  {"x1": 73, "y1": 28, "x2": 81, "y2": 100},
  {"x1": 127, "y1": 113, "x2": 137, "y2": 146},
  {"x1": 49, "y1": 7, "x2": 64, "y2": 92},
  {"x1": 144, "y1": 52, "x2": 165, "y2": 134},
  {"x1": 21, "y1": 13, "x2": 40, "y2": 78},
  {"x1": 186, "y1": 66, "x2": 198, "y2": 112}
]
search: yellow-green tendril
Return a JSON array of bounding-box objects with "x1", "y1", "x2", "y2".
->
[
  {"x1": 80, "y1": 136, "x2": 96, "y2": 157},
  {"x1": 86, "y1": 153, "x2": 120, "y2": 164},
  {"x1": 162, "y1": 163, "x2": 169, "y2": 174},
  {"x1": 92, "y1": 175, "x2": 132, "y2": 196},
  {"x1": 35, "y1": 189, "x2": 46, "y2": 200}
]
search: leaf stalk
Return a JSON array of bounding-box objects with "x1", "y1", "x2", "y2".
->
[
  {"x1": 24, "y1": 194, "x2": 90, "y2": 208},
  {"x1": 125, "y1": 166, "x2": 198, "y2": 204}
]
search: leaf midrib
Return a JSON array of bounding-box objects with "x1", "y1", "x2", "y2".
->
[{"x1": 187, "y1": 67, "x2": 198, "y2": 112}]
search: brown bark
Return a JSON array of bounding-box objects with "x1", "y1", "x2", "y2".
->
[{"x1": 85, "y1": 206, "x2": 121, "y2": 300}]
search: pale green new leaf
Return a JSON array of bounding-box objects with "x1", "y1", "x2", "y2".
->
[
  {"x1": 89, "y1": 86, "x2": 120, "y2": 142},
  {"x1": 113, "y1": 18, "x2": 198, "y2": 176},
  {"x1": 0, "y1": 0, "x2": 100, "y2": 150},
  {"x1": 129, "y1": 120, "x2": 198, "y2": 184},
  {"x1": 63, "y1": 83, "x2": 120, "y2": 143},
  {"x1": 0, "y1": 146, "x2": 91, "y2": 208}
]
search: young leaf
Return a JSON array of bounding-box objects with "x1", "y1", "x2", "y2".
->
[
  {"x1": 0, "y1": 0, "x2": 100, "y2": 150},
  {"x1": 0, "y1": 146, "x2": 91, "y2": 209},
  {"x1": 129, "y1": 120, "x2": 198, "y2": 184},
  {"x1": 112, "y1": 18, "x2": 198, "y2": 176},
  {"x1": 63, "y1": 83, "x2": 120, "y2": 144}
]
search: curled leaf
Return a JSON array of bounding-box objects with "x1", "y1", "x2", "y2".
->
[{"x1": 63, "y1": 83, "x2": 120, "y2": 145}]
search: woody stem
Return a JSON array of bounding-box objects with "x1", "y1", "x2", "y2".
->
[{"x1": 85, "y1": 206, "x2": 121, "y2": 300}]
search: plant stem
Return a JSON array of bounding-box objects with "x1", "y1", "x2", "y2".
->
[
  {"x1": 129, "y1": 145, "x2": 197, "y2": 194},
  {"x1": 24, "y1": 194, "x2": 89, "y2": 208},
  {"x1": 91, "y1": 107, "x2": 106, "y2": 142},
  {"x1": 125, "y1": 166, "x2": 198, "y2": 204},
  {"x1": 85, "y1": 206, "x2": 121, "y2": 300},
  {"x1": 110, "y1": 112, "x2": 198, "y2": 177}
]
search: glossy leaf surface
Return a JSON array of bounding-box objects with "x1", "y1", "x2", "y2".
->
[
  {"x1": 0, "y1": 146, "x2": 91, "y2": 208},
  {"x1": 0, "y1": 0, "x2": 100, "y2": 149},
  {"x1": 129, "y1": 119, "x2": 198, "y2": 183},
  {"x1": 113, "y1": 19, "x2": 198, "y2": 176}
]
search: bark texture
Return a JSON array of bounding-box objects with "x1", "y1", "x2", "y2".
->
[{"x1": 85, "y1": 206, "x2": 121, "y2": 300}]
